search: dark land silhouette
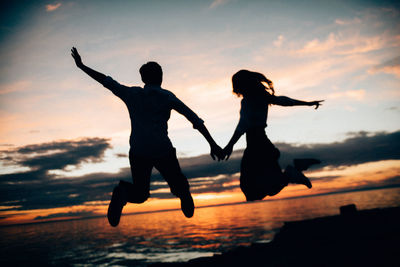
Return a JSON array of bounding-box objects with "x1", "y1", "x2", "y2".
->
[{"x1": 150, "y1": 204, "x2": 400, "y2": 266}]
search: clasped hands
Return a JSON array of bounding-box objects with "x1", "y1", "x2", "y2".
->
[{"x1": 210, "y1": 143, "x2": 233, "y2": 161}]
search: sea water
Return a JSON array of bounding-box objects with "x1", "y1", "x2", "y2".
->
[{"x1": 1, "y1": 187, "x2": 399, "y2": 266}]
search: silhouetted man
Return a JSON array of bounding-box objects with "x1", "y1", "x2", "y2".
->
[{"x1": 71, "y1": 47, "x2": 223, "y2": 227}]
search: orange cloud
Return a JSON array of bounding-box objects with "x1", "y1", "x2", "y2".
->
[
  {"x1": 0, "y1": 80, "x2": 32, "y2": 95},
  {"x1": 307, "y1": 160, "x2": 400, "y2": 193},
  {"x1": 209, "y1": 0, "x2": 230, "y2": 9},
  {"x1": 45, "y1": 3, "x2": 61, "y2": 12},
  {"x1": 273, "y1": 35, "x2": 285, "y2": 48},
  {"x1": 0, "y1": 203, "x2": 106, "y2": 226},
  {"x1": 335, "y1": 17, "x2": 362, "y2": 25},
  {"x1": 328, "y1": 89, "x2": 366, "y2": 101},
  {"x1": 295, "y1": 32, "x2": 391, "y2": 56},
  {"x1": 377, "y1": 65, "x2": 400, "y2": 77},
  {"x1": 369, "y1": 56, "x2": 400, "y2": 78}
]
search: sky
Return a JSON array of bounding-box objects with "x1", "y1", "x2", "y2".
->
[{"x1": 0, "y1": 0, "x2": 399, "y2": 225}]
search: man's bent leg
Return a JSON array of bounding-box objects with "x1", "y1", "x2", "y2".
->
[
  {"x1": 107, "y1": 183, "x2": 127, "y2": 227},
  {"x1": 107, "y1": 151, "x2": 153, "y2": 227},
  {"x1": 126, "y1": 152, "x2": 153, "y2": 203},
  {"x1": 155, "y1": 149, "x2": 194, "y2": 218}
]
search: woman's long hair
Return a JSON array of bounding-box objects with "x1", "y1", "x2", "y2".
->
[{"x1": 232, "y1": 70, "x2": 275, "y2": 97}]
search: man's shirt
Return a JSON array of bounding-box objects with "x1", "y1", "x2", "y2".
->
[{"x1": 103, "y1": 76, "x2": 204, "y2": 157}]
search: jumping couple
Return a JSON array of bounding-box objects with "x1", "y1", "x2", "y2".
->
[{"x1": 71, "y1": 47, "x2": 323, "y2": 227}]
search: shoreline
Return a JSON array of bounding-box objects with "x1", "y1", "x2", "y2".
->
[{"x1": 150, "y1": 205, "x2": 400, "y2": 266}]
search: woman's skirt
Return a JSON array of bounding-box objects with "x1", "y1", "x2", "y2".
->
[{"x1": 240, "y1": 128, "x2": 288, "y2": 201}]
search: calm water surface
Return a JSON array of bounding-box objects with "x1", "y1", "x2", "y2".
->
[{"x1": 1, "y1": 188, "x2": 400, "y2": 266}]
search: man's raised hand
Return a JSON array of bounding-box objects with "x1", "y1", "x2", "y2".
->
[{"x1": 71, "y1": 47, "x2": 83, "y2": 68}]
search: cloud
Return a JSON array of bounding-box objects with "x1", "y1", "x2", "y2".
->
[
  {"x1": 276, "y1": 131, "x2": 400, "y2": 169},
  {"x1": 369, "y1": 56, "x2": 400, "y2": 78},
  {"x1": 0, "y1": 169, "x2": 120, "y2": 210},
  {"x1": 209, "y1": 0, "x2": 230, "y2": 9},
  {"x1": 145, "y1": 130, "x2": 400, "y2": 198},
  {"x1": 294, "y1": 9, "x2": 400, "y2": 57},
  {"x1": 387, "y1": 106, "x2": 400, "y2": 112},
  {"x1": 0, "y1": 137, "x2": 114, "y2": 210},
  {"x1": 34, "y1": 210, "x2": 96, "y2": 220},
  {"x1": 273, "y1": 35, "x2": 285, "y2": 48},
  {"x1": 295, "y1": 32, "x2": 392, "y2": 56},
  {"x1": 260, "y1": 8, "x2": 399, "y2": 98},
  {"x1": 0, "y1": 80, "x2": 32, "y2": 95},
  {"x1": 177, "y1": 130, "x2": 400, "y2": 180},
  {"x1": 328, "y1": 89, "x2": 365, "y2": 101},
  {"x1": 335, "y1": 17, "x2": 362, "y2": 25},
  {"x1": 1, "y1": 137, "x2": 111, "y2": 172},
  {"x1": 45, "y1": 3, "x2": 61, "y2": 12},
  {"x1": 1, "y1": 131, "x2": 400, "y2": 212}
]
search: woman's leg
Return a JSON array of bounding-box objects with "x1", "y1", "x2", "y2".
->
[{"x1": 241, "y1": 129, "x2": 290, "y2": 200}]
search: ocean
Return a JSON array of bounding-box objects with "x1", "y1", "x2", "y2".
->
[{"x1": 1, "y1": 187, "x2": 400, "y2": 266}]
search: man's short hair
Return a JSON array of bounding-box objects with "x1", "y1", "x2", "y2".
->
[{"x1": 139, "y1": 61, "x2": 163, "y2": 85}]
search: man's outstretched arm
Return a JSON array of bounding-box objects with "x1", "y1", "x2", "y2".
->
[
  {"x1": 196, "y1": 124, "x2": 224, "y2": 161},
  {"x1": 71, "y1": 47, "x2": 106, "y2": 84}
]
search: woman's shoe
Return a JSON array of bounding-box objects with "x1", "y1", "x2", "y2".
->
[{"x1": 285, "y1": 165, "x2": 312, "y2": 188}]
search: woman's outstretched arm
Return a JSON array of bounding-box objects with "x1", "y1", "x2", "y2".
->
[{"x1": 272, "y1": 96, "x2": 324, "y2": 109}]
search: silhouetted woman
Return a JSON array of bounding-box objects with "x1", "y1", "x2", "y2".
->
[{"x1": 223, "y1": 70, "x2": 323, "y2": 201}]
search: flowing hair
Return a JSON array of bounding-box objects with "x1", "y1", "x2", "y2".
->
[{"x1": 232, "y1": 70, "x2": 275, "y2": 97}]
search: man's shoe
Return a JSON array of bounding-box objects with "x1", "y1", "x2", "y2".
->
[
  {"x1": 285, "y1": 165, "x2": 312, "y2": 189},
  {"x1": 180, "y1": 193, "x2": 194, "y2": 218},
  {"x1": 293, "y1": 158, "x2": 321, "y2": 171},
  {"x1": 107, "y1": 185, "x2": 127, "y2": 227}
]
